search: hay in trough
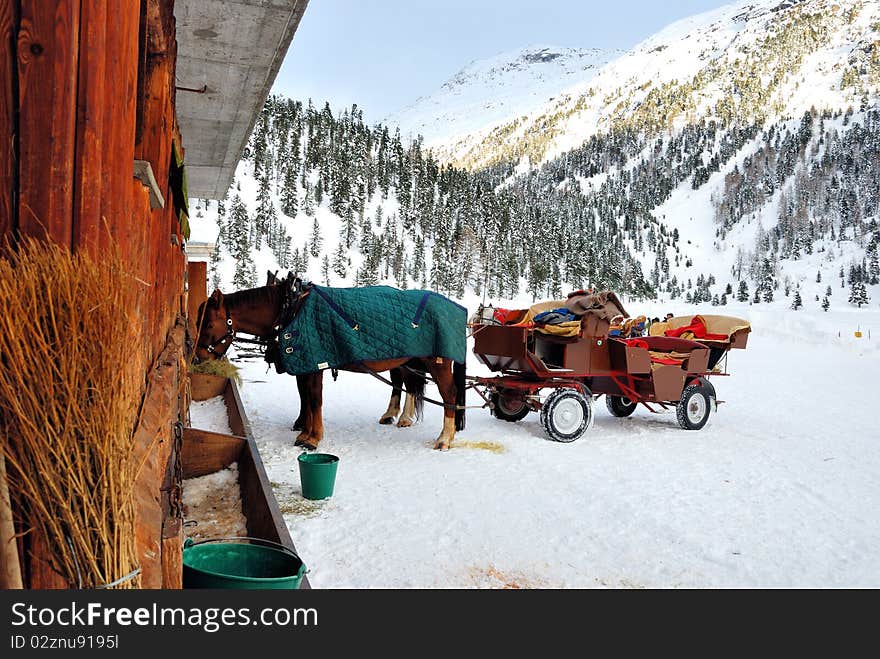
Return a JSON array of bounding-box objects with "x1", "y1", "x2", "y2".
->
[
  {"x1": 0, "y1": 238, "x2": 147, "y2": 588},
  {"x1": 188, "y1": 358, "x2": 241, "y2": 384}
]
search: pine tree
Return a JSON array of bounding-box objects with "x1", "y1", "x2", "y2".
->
[
  {"x1": 821, "y1": 296, "x2": 830, "y2": 312},
  {"x1": 209, "y1": 251, "x2": 222, "y2": 292},
  {"x1": 737, "y1": 280, "x2": 749, "y2": 302},
  {"x1": 321, "y1": 255, "x2": 331, "y2": 285},
  {"x1": 791, "y1": 289, "x2": 802, "y2": 310},
  {"x1": 309, "y1": 216, "x2": 323, "y2": 258},
  {"x1": 280, "y1": 166, "x2": 299, "y2": 218},
  {"x1": 826, "y1": 285, "x2": 832, "y2": 297},
  {"x1": 332, "y1": 243, "x2": 348, "y2": 279},
  {"x1": 226, "y1": 194, "x2": 256, "y2": 289},
  {"x1": 849, "y1": 280, "x2": 869, "y2": 308},
  {"x1": 869, "y1": 245, "x2": 880, "y2": 285}
]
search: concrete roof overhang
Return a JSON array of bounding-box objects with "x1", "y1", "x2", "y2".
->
[{"x1": 174, "y1": 0, "x2": 308, "y2": 199}]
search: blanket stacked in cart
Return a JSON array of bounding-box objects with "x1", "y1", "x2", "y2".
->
[{"x1": 277, "y1": 285, "x2": 468, "y2": 376}]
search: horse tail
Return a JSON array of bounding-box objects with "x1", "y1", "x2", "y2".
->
[
  {"x1": 454, "y1": 359, "x2": 466, "y2": 431},
  {"x1": 402, "y1": 362, "x2": 426, "y2": 423}
]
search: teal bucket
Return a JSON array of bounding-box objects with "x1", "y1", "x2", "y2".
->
[
  {"x1": 182, "y1": 538, "x2": 306, "y2": 589},
  {"x1": 298, "y1": 453, "x2": 339, "y2": 500}
]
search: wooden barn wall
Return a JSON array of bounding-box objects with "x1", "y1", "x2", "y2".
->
[{"x1": 1, "y1": 0, "x2": 188, "y2": 588}]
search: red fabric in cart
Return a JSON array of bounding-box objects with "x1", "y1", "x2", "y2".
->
[{"x1": 663, "y1": 315, "x2": 728, "y2": 341}]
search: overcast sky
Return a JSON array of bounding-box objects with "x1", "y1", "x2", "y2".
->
[{"x1": 271, "y1": 0, "x2": 733, "y2": 124}]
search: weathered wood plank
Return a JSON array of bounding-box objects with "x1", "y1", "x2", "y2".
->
[
  {"x1": 180, "y1": 428, "x2": 245, "y2": 479},
  {"x1": 224, "y1": 380, "x2": 250, "y2": 439},
  {"x1": 0, "y1": 0, "x2": 18, "y2": 238},
  {"x1": 17, "y1": 0, "x2": 80, "y2": 245},
  {"x1": 189, "y1": 372, "x2": 227, "y2": 402},
  {"x1": 132, "y1": 321, "x2": 186, "y2": 589},
  {"x1": 225, "y1": 378, "x2": 308, "y2": 588},
  {"x1": 71, "y1": 0, "x2": 106, "y2": 254},
  {"x1": 99, "y1": 0, "x2": 137, "y2": 255},
  {"x1": 238, "y1": 438, "x2": 286, "y2": 548},
  {"x1": 160, "y1": 518, "x2": 183, "y2": 589},
  {"x1": 187, "y1": 260, "x2": 208, "y2": 340},
  {"x1": 27, "y1": 528, "x2": 68, "y2": 589}
]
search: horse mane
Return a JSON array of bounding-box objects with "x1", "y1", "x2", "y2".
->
[{"x1": 222, "y1": 285, "x2": 278, "y2": 310}]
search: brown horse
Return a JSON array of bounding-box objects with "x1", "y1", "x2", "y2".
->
[
  {"x1": 261, "y1": 272, "x2": 424, "y2": 435},
  {"x1": 193, "y1": 280, "x2": 466, "y2": 450}
]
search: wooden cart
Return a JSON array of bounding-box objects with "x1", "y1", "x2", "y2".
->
[{"x1": 470, "y1": 299, "x2": 750, "y2": 442}]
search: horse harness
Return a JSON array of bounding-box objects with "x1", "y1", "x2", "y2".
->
[{"x1": 197, "y1": 305, "x2": 236, "y2": 356}]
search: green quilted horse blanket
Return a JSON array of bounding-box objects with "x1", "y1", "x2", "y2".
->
[{"x1": 277, "y1": 285, "x2": 467, "y2": 376}]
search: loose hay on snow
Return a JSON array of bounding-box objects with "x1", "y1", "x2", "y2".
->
[{"x1": 454, "y1": 440, "x2": 506, "y2": 454}]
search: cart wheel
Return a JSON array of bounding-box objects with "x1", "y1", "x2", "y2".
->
[
  {"x1": 540, "y1": 389, "x2": 592, "y2": 443},
  {"x1": 490, "y1": 391, "x2": 530, "y2": 422},
  {"x1": 677, "y1": 383, "x2": 713, "y2": 430},
  {"x1": 605, "y1": 395, "x2": 637, "y2": 418}
]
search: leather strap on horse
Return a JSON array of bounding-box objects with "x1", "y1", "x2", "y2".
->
[{"x1": 360, "y1": 364, "x2": 475, "y2": 411}]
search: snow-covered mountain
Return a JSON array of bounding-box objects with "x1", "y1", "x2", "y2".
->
[
  {"x1": 190, "y1": 0, "x2": 879, "y2": 317},
  {"x1": 383, "y1": 45, "x2": 620, "y2": 149},
  {"x1": 418, "y1": 0, "x2": 879, "y2": 170}
]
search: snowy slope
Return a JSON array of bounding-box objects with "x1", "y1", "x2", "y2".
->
[
  {"x1": 383, "y1": 45, "x2": 620, "y2": 149},
  {"x1": 208, "y1": 303, "x2": 880, "y2": 588},
  {"x1": 429, "y1": 0, "x2": 880, "y2": 169}
]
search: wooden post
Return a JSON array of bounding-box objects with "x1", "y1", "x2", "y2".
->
[
  {"x1": 160, "y1": 518, "x2": 183, "y2": 589},
  {"x1": 133, "y1": 321, "x2": 186, "y2": 588},
  {"x1": 187, "y1": 260, "x2": 208, "y2": 340},
  {"x1": 0, "y1": 0, "x2": 18, "y2": 238},
  {"x1": 0, "y1": 453, "x2": 23, "y2": 589}
]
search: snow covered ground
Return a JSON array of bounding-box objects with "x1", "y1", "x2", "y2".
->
[{"x1": 208, "y1": 302, "x2": 880, "y2": 588}]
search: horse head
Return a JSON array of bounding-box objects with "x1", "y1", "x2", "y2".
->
[
  {"x1": 193, "y1": 276, "x2": 311, "y2": 363},
  {"x1": 193, "y1": 288, "x2": 235, "y2": 363}
]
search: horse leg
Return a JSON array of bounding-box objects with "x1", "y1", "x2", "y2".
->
[
  {"x1": 379, "y1": 368, "x2": 403, "y2": 425},
  {"x1": 424, "y1": 358, "x2": 458, "y2": 450},
  {"x1": 295, "y1": 371, "x2": 324, "y2": 450},
  {"x1": 293, "y1": 374, "x2": 307, "y2": 431},
  {"x1": 397, "y1": 365, "x2": 425, "y2": 428}
]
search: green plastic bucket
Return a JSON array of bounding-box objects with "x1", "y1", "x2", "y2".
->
[
  {"x1": 182, "y1": 538, "x2": 306, "y2": 589},
  {"x1": 298, "y1": 453, "x2": 339, "y2": 500}
]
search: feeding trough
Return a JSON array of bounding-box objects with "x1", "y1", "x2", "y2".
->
[{"x1": 183, "y1": 373, "x2": 310, "y2": 588}]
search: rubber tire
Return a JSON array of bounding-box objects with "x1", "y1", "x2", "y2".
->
[
  {"x1": 606, "y1": 395, "x2": 637, "y2": 418},
  {"x1": 490, "y1": 391, "x2": 530, "y2": 423},
  {"x1": 677, "y1": 383, "x2": 713, "y2": 430},
  {"x1": 540, "y1": 388, "x2": 593, "y2": 443}
]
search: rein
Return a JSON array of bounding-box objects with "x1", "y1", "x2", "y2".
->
[{"x1": 360, "y1": 365, "x2": 476, "y2": 411}]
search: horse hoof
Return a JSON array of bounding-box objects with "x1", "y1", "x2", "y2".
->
[
  {"x1": 433, "y1": 441, "x2": 451, "y2": 451},
  {"x1": 378, "y1": 416, "x2": 394, "y2": 425},
  {"x1": 397, "y1": 418, "x2": 413, "y2": 428},
  {"x1": 294, "y1": 433, "x2": 312, "y2": 447}
]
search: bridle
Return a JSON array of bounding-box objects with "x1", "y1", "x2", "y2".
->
[
  {"x1": 195, "y1": 275, "x2": 310, "y2": 362},
  {"x1": 197, "y1": 305, "x2": 236, "y2": 356}
]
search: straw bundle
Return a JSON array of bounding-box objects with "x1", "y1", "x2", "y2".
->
[{"x1": 0, "y1": 238, "x2": 147, "y2": 588}]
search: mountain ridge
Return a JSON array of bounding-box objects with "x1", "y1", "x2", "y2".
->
[{"x1": 384, "y1": 44, "x2": 621, "y2": 149}]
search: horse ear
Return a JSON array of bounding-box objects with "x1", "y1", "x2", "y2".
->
[{"x1": 210, "y1": 289, "x2": 224, "y2": 305}]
